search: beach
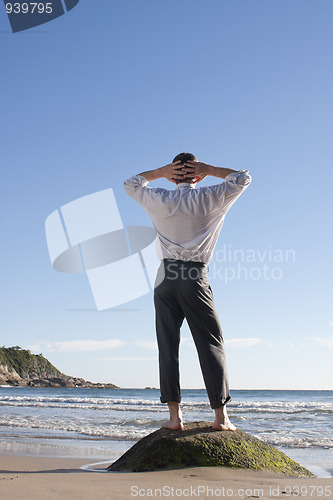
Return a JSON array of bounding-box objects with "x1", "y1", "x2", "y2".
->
[
  {"x1": 1, "y1": 454, "x2": 332, "y2": 500},
  {"x1": 0, "y1": 388, "x2": 332, "y2": 498}
]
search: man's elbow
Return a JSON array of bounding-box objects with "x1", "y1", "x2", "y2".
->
[
  {"x1": 237, "y1": 172, "x2": 252, "y2": 188},
  {"x1": 123, "y1": 178, "x2": 137, "y2": 192}
]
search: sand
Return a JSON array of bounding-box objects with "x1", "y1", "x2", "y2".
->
[{"x1": 0, "y1": 453, "x2": 332, "y2": 500}]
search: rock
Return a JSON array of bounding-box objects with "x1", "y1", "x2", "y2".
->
[
  {"x1": 107, "y1": 421, "x2": 314, "y2": 477},
  {"x1": 29, "y1": 377, "x2": 73, "y2": 388},
  {"x1": 0, "y1": 347, "x2": 118, "y2": 389}
]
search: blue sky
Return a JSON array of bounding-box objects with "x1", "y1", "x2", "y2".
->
[{"x1": 0, "y1": 0, "x2": 332, "y2": 390}]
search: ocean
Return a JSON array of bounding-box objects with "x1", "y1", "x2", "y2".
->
[{"x1": 0, "y1": 387, "x2": 332, "y2": 477}]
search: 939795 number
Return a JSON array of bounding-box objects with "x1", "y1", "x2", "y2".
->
[
  {"x1": 283, "y1": 485, "x2": 332, "y2": 497},
  {"x1": 5, "y1": 3, "x2": 53, "y2": 14}
]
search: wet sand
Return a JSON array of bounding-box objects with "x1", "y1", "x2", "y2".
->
[{"x1": 0, "y1": 453, "x2": 332, "y2": 500}]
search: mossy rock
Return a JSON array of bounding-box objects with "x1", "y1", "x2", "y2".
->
[{"x1": 107, "y1": 421, "x2": 314, "y2": 477}]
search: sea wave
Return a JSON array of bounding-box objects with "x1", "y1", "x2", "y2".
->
[
  {"x1": 0, "y1": 415, "x2": 157, "y2": 441},
  {"x1": 1, "y1": 396, "x2": 332, "y2": 415},
  {"x1": 1, "y1": 389, "x2": 332, "y2": 453},
  {"x1": 0, "y1": 416, "x2": 332, "y2": 449},
  {"x1": 254, "y1": 432, "x2": 333, "y2": 449}
]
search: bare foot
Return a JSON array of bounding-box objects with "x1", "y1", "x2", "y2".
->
[
  {"x1": 212, "y1": 419, "x2": 236, "y2": 431},
  {"x1": 212, "y1": 405, "x2": 236, "y2": 431},
  {"x1": 162, "y1": 419, "x2": 184, "y2": 430},
  {"x1": 162, "y1": 401, "x2": 184, "y2": 430}
]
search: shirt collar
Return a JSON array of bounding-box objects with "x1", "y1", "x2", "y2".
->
[{"x1": 176, "y1": 182, "x2": 196, "y2": 189}]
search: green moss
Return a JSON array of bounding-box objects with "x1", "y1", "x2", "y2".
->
[
  {"x1": 108, "y1": 422, "x2": 315, "y2": 477},
  {"x1": 177, "y1": 433, "x2": 313, "y2": 476}
]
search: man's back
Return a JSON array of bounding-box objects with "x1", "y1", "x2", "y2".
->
[{"x1": 124, "y1": 170, "x2": 251, "y2": 263}]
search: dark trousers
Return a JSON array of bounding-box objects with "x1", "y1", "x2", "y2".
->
[{"x1": 153, "y1": 259, "x2": 230, "y2": 409}]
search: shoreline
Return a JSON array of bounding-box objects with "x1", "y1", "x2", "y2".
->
[
  {"x1": 1, "y1": 386, "x2": 332, "y2": 497},
  {"x1": 1, "y1": 449, "x2": 330, "y2": 479},
  {"x1": 0, "y1": 453, "x2": 332, "y2": 500},
  {"x1": 1, "y1": 435, "x2": 332, "y2": 479}
]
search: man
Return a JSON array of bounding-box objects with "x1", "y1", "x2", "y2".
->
[{"x1": 124, "y1": 153, "x2": 251, "y2": 431}]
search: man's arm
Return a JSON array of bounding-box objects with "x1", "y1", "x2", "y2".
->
[
  {"x1": 209, "y1": 166, "x2": 239, "y2": 179},
  {"x1": 124, "y1": 161, "x2": 191, "y2": 210},
  {"x1": 182, "y1": 161, "x2": 238, "y2": 183},
  {"x1": 138, "y1": 161, "x2": 187, "y2": 184},
  {"x1": 182, "y1": 160, "x2": 251, "y2": 212}
]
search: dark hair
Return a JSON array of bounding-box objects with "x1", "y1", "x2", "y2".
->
[
  {"x1": 172, "y1": 152, "x2": 198, "y2": 184},
  {"x1": 172, "y1": 152, "x2": 198, "y2": 164}
]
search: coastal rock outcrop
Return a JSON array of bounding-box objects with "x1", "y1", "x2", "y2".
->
[
  {"x1": 0, "y1": 346, "x2": 118, "y2": 389},
  {"x1": 107, "y1": 421, "x2": 314, "y2": 477}
]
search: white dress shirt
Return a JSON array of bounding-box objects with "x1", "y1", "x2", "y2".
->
[{"x1": 123, "y1": 170, "x2": 251, "y2": 264}]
